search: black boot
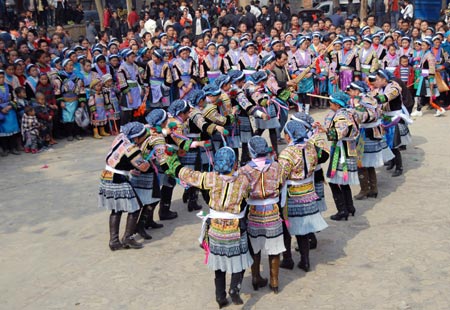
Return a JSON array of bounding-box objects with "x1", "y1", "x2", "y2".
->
[
  {"x1": 136, "y1": 206, "x2": 152, "y2": 240},
  {"x1": 280, "y1": 221, "x2": 294, "y2": 269},
  {"x1": 229, "y1": 272, "x2": 244, "y2": 305},
  {"x1": 342, "y1": 185, "x2": 356, "y2": 217},
  {"x1": 109, "y1": 211, "x2": 123, "y2": 251},
  {"x1": 392, "y1": 149, "x2": 403, "y2": 177},
  {"x1": 296, "y1": 235, "x2": 310, "y2": 272},
  {"x1": 146, "y1": 204, "x2": 164, "y2": 229},
  {"x1": 159, "y1": 186, "x2": 178, "y2": 220},
  {"x1": 122, "y1": 211, "x2": 143, "y2": 249},
  {"x1": 329, "y1": 184, "x2": 349, "y2": 221},
  {"x1": 214, "y1": 270, "x2": 229, "y2": 309},
  {"x1": 187, "y1": 187, "x2": 203, "y2": 212},
  {"x1": 182, "y1": 189, "x2": 189, "y2": 204},
  {"x1": 308, "y1": 232, "x2": 317, "y2": 250},
  {"x1": 251, "y1": 252, "x2": 268, "y2": 290},
  {"x1": 385, "y1": 159, "x2": 395, "y2": 171}
]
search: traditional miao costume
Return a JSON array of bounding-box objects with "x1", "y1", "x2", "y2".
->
[
  {"x1": 145, "y1": 58, "x2": 173, "y2": 109},
  {"x1": 256, "y1": 70, "x2": 285, "y2": 155},
  {"x1": 225, "y1": 47, "x2": 241, "y2": 71},
  {"x1": 24, "y1": 75, "x2": 38, "y2": 100},
  {"x1": 240, "y1": 136, "x2": 285, "y2": 293},
  {"x1": 130, "y1": 112, "x2": 170, "y2": 239},
  {"x1": 98, "y1": 122, "x2": 151, "y2": 251},
  {"x1": 216, "y1": 75, "x2": 241, "y2": 151},
  {"x1": 238, "y1": 50, "x2": 261, "y2": 81},
  {"x1": 325, "y1": 94, "x2": 360, "y2": 221},
  {"x1": 373, "y1": 43, "x2": 387, "y2": 66},
  {"x1": 117, "y1": 59, "x2": 143, "y2": 125},
  {"x1": 358, "y1": 44, "x2": 379, "y2": 79},
  {"x1": 229, "y1": 70, "x2": 266, "y2": 164},
  {"x1": 432, "y1": 43, "x2": 450, "y2": 95},
  {"x1": 382, "y1": 52, "x2": 400, "y2": 75},
  {"x1": 291, "y1": 111, "x2": 329, "y2": 215},
  {"x1": 200, "y1": 53, "x2": 225, "y2": 85},
  {"x1": 292, "y1": 45, "x2": 315, "y2": 114},
  {"x1": 350, "y1": 82, "x2": 395, "y2": 199},
  {"x1": 315, "y1": 55, "x2": 330, "y2": 108},
  {"x1": 0, "y1": 83, "x2": 20, "y2": 148},
  {"x1": 54, "y1": 68, "x2": 86, "y2": 139},
  {"x1": 376, "y1": 77, "x2": 412, "y2": 177},
  {"x1": 102, "y1": 79, "x2": 120, "y2": 134},
  {"x1": 88, "y1": 83, "x2": 112, "y2": 138},
  {"x1": 334, "y1": 44, "x2": 361, "y2": 90},
  {"x1": 0, "y1": 83, "x2": 20, "y2": 138},
  {"x1": 172, "y1": 51, "x2": 199, "y2": 99},
  {"x1": 411, "y1": 47, "x2": 424, "y2": 106},
  {"x1": 91, "y1": 56, "x2": 115, "y2": 81},
  {"x1": 174, "y1": 147, "x2": 253, "y2": 308},
  {"x1": 416, "y1": 48, "x2": 440, "y2": 111},
  {"x1": 278, "y1": 120, "x2": 328, "y2": 272}
]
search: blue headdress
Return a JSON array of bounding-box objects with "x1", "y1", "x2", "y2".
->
[
  {"x1": 120, "y1": 122, "x2": 146, "y2": 139},
  {"x1": 248, "y1": 136, "x2": 270, "y2": 158},
  {"x1": 214, "y1": 147, "x2": 236, "y2": 174},
  {"x1": 168, "y1": 99, "x2": 190, "y2": 116},
  {"x1": 283, "y1": 120, "x2": 308, "y2": 144},
  {"x1": 186, "y1": 89, "x2": 206, "y2": 107}
]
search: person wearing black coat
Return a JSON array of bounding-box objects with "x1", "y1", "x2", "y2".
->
[{"x1": 192, "y1": 9, "x2": 209, "y2": 39}]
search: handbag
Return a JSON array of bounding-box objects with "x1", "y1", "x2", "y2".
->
[{"x1": 435, "y1": 71, "x2": 449, "y2": 93}]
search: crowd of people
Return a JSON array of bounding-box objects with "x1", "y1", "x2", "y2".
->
[{"x1": 1, "y1": 0, "x2": 450, "y2": 307}]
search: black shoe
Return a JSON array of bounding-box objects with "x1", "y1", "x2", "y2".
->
[
  {"x1": 251, "y1": 277, "x2": 268, "y2": 291},
  {"x1": 279, "y1": 258, "x2": 295, "y2": 270},
  {"x1": 136, "y1": 226, "x2": 152, "y2": 240},
  {"x1": 392, "y1": 168, "x2": 403, "y2": 177},
  {"x1": 386, "y1": 160, "x2": 395, "y2": 171},
  {"x1": 330, "y1": 211, "x2": 349, "y2": 221},
  {"x1": 147, "y1": 220, "x2": 164, "y2": 229},
  {"x1": 188, "y1": 199, "x2": 203, "y2": 212},
  {"x1": 159, "y1": 210, "x2": 178, "y2": 220},
  {"x1": 122, "y1": 236, "x2": 143, "y2": 249},
  {"x1": 229, "y1": 289, "x2": 243, "y2": 305},
  {"x1": 216, "y1": 297, "x2": 229, "y2": 309},
  {"x1": 297, "y1": 259, "x2": 310, "y2": 272},
  {"x1": 347, "y1": 205, "x2": 356, "y2": 217}
]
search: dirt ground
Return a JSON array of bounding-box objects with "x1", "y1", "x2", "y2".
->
[{"x1": 1, "y1": 109, "x2": 449, "y2": 310}]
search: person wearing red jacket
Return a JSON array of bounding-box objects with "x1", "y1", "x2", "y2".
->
[{"x1": 127, "y1": 7, "x2": 140, "y2": 29}]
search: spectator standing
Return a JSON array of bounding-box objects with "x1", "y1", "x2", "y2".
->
[
  {"x1": 329, "y1": 7, "x2": 344, "y2": 28},
  {"x1": 192, "y1": 9, "x2": 209, "y2": 40},
  {"x1": 127, "y1": 7, "x2": 139, "y2": 30},
  {"x1": 401, "y1": 0, "x2": 414, "y2": 21},
  {"x1": 374, "y1": 0, "x2": 386, "y2": 27},
  {"x1": 347, "y1": 0, "x2": 358, "y2": 17},
  {"x1": 389, "y1": 0, "x2": 400, "y2": 28}
]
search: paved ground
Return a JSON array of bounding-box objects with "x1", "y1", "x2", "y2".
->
[{"x1": 1, "y1": 109, "x2": 450, "y2": 310}]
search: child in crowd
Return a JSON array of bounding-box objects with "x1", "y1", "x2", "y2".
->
[
  {"x1": 394, "y1": 55, "x2": 415, "y2": 99},
  {"x1": 101, "y1": 74, "x2": 120, "y2": 135},
  {"x1": 36, "y1": 73, "x2": 59, "y2": 139},
  {"x1": 34, "y1": 92, "x2": 56, "y2": 145},
  {"x1": 88, "y1": 79, "x2": 111, "y2": 139},
  {"x1": 14, "y1": 87, "x2": 30, "y2": 125},
  {"x1": 21, "y1": 106, "x2": 41, "y2": 153}
]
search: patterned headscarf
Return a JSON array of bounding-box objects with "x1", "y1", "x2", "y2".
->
[
  {"x1": 250, "y1": 71, "x2": 268, "y2": 84},
  {"x1": 291, "y1": 111, "x2": 314, "y2": 132},
  {"x1": 214, "y1": 147, "x2": 236, "y2": 174},
  {"x1": 329, "y1": 91, "x2": 350, "y2": 108},
  {"x1": 228, "y1": 70, "x2": 245, "y2": 83},
  {"x1": 203, "y1": 84, "x2": 221, "y2": 96},
  {"x1": 168, "y1": 99, "x2": 190, "y2": 116},
  {"x1": 120, "y1": 122, "x2": 146, "y2": 139},
  {"x1": 186, "y1": 89, "x2": 206, "y2": 107},
  {"x1": 283, "y1": 120, "x2": 308, "y2": 145},
  {"x1": 214, "y1": 74, "x2": 231, "y2": 88},
  {"x1": 248, "y1": 136, "x2": 270, "y2": 158},
  {"x1": 145, "y1": 109, "x2": 168, "y2": 127}
]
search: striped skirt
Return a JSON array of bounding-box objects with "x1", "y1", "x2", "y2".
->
[
  {"x1": 98, "y1": 180, "x2": 140, "y2": 213},
  {"x1": 247, "y1": 204, "x2": 285, "y2": 255}
]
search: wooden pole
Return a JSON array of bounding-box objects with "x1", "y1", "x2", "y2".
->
[
  {"x1": 307, "y1": 93, "x2": 331, "y2": 100},
  {"x1": 95, "y1": 0, "x2": 104, "y2": 31}
]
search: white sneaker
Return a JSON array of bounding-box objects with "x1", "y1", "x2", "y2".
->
[
  {"x1": 411, "y1": 110, "x2": 423, "y2": 117},
  {"x1": 434, "y1": 108, "x2": 446, "y2": 117}
]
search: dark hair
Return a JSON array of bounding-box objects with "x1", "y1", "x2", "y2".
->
[
  {"x1": 15, "y1": 86, "x2": 26, "y2": 95},
  {"x1": 274, "y1": 50, "x2": 287, "y2": 60}
]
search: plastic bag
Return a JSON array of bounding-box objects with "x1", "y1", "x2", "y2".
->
[{"x1": 75, "y1": 107, "x2": 90, "y2": 129}]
